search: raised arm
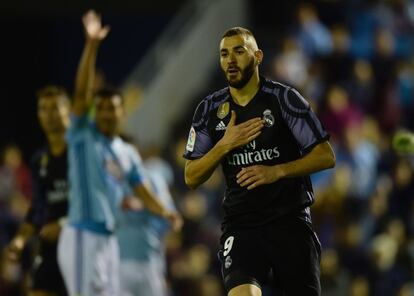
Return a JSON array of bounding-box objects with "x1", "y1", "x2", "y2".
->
[
  {"x1": 72, "y1": 10, "x2": 110, "y2": 116},
  {"x1": 185, "y1": 111, "x2": 263, "y2": 189}
]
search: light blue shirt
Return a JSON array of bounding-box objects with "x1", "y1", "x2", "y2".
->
[
  {"x1": 116, "y1": 158, "x2": 176, "y2": 261},
  {"x1": 66, "y1": 114, "x2": 144, "y2": 234}
]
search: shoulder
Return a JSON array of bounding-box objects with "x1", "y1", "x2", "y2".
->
[
  {"x1": 30, "y1": 146, "x2": 49, "y2": 168},
  {"x1": 192, "y1": 87, "x2": 229, "y2": 128},
  {"x1": 261, "y1": 78, "x2": 310, "y2": 114},
  {"x1": 117, "y1": 139, "x2": 143, "y2": 163}
]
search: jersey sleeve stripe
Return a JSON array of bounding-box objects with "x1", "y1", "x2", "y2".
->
[
  {"x1": 280, "y1": 87, "x2": 309, "y2": 117},
  {"x1": 304, "y1": 114, "x2": 323, "y2": 140}
]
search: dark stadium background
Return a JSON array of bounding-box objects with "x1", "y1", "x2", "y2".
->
[
  {"x1": 0, "y1": 0, "x2": 327, "y2": 160},
  {"x1": 0, "y1": 0, "x2": 184, "y2": 159}
]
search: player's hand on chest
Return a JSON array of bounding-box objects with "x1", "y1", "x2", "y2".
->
[{"x1": 210, "y1": 104, "x2": 278, "y2": 151}]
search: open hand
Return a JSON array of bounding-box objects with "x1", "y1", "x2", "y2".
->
[
  {"x1": 83, "y1": 10, "x2": 110, "y2": 41},
  {"x1": 165, "y1": 211, "x2": 184, "y2": 232},
  {"x1": 5, "y1": 237, "x2": 25, "y2": 262},
  {"x1": 219, "y1": 111, "x2": 264, "y2": 151}
]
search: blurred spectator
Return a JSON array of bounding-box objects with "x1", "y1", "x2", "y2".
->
[
  {"x1": 295, "y1": 3, "x2": 333, "y2": 57},
  {"x1": 319, "y1": 84, "x2": 363, "y2": 140},
  {"x1": 347, "y1": 59, "x2": 375, "y2": 112},
  {"x1": 272, "y1": 37, "x2": 309, "y2": 88},
  {"x1": 0, "y1": 144, "x2": 31, "y2": 296},
  {"x1": 320, "y1": 248, "x2": 351, "y2": 296},
  {"x1": 322, "y1": 25, "x2": 353, "y2": 85},
  {"x1": 0, "y1": 144, "x2": 32, "y2": 202}
]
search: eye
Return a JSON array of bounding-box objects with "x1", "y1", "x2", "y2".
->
[
  {"x1": 236, "y1": 50, "x2": 244, "y2": 55},
  {"x1": 221, "y1": 52, "x2": 228, "y2": 58}
]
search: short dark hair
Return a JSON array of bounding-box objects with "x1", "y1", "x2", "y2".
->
[
  {"x1": 36, "y1": 85, "x2": 69, "y2": 104},
  {"x1": 36, "y1": 85, "x2": 69, "y2": 99},
  {"x1": 95, "y1": 87, "x2": 123, "y2": 102},
  {"x1": 222, "y1": 27, "x2": 254, "y2": 39}
]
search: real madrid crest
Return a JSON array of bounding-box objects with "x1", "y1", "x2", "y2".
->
[
  {"x1": 217, "y1": 102, "x2": 230, "y2": 119},
  {"x1": 262, "y1": 109, "x2": 275, "y2": 127}
]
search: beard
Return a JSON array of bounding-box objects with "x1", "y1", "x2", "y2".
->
[{"x1": 223, "y1": 57, "x2": 255, "y2": 89}]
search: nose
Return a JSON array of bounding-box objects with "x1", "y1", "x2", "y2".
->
[{"x1": 228, "y1": 52, "x2": 237, "y2": 62}]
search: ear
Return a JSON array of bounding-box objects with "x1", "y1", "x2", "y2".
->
[{"x1": 254, "y1": 50, "x2": 264, "y2": 66}]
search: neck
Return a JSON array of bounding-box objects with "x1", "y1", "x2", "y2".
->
[
  {"x1": 47, "y1": 133, "x2": 66, "y2": 156},
  {"x1": 229, "y1": 71, "x2": 260, "y2": 106}
]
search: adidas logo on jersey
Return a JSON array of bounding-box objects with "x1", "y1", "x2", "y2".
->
[{"x1": 215, "y1": 121, "x2": 226, "y2": 131}]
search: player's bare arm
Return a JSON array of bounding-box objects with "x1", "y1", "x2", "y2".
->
[
  {"x1": 237, "y1": 141, "x2": 335, "y2": 190},
  {"x1": 6, "y1": 222, "x2": 35, "y2": 261},
  {"x1": 134, "y1": 183, "x2": 183, "y2": 231},
  {"x1": 185, "y1": 111, "x2": 264, "y2": 189},
  {"x1": 39, "y1": 221, "x2": 62, "y2": 242},
  {"x1": 72, "y1": 10, "x2": 110, "y2": 116}
]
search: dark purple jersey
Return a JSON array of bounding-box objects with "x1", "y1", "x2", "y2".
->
[
  {"x1": 184, "y1": 77, "x2": 329, "y2": 229},
  {"x1": 26, "y1": 147, "x2": 68, "y2": 229}
]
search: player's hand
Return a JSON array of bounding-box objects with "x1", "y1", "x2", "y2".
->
[
  {"x1": 5, "y1": 236, "x2": 25, "y2": 262},
  {"x1": 82, "y1": 10, "x2": 110, "y2": 41},
  {"x1": 121, "y1": 196, "x2": 144, "y2": 211},
  {"x1": 165, "y1": 211, "x2": 183, "y2": 232},
  {"x1": 39, "y1": 222, "x2": 61, "y2": 242},
  {"x1": 236, "y1": 165, "x2": 283, "y2": 190},
  {"x1": 219, "y1": 111, "x2": 264, "y2": 151}
]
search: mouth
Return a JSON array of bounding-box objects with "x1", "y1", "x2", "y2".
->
[{"x1": 227, "y1": 67, "x2": 240, "y2": 78}]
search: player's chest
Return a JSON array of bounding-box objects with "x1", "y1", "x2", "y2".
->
[
  {"x1": 97, "y1": 142, "x2": 130, "y2": 182},
  {"x1": 207, "y1": 99, "x2": 283, "y2": 146},
  {"x1": 38, "y1": 156, "x2": 68, "y2": 202}
]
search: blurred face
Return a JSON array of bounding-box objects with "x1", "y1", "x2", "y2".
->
[
  {"x1": 95, "y1": 95, "x2": 123, "y2": 137},
  {"x1": 220, "y1": 34, "x2": 261, "y2": 89},
  {"x1": 37, "y1": 95, "x2": 69, "y2": 135}
]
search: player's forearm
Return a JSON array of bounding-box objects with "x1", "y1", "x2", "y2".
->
[
  {"x1": 15, "y1": 222, "x2": 35, "y2": 242},
  {"x1": 184, "y1": 141, "x2": 231, "y2": 189},
  {"x1": 276, "y1": 141, "x2": 335, "y2": 179},
  {"x1": 72, "y1": 38, "x2": 100, "y2": 116},
  {"x1": 134, "y1": 183, "x2": 169, "y2": 217}
]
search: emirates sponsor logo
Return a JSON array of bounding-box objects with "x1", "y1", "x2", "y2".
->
[{"x1": 227, "y1": 140, "x2": 280, "y2": 166}]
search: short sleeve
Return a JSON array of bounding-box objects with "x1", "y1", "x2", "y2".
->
[
  {"x1": 183, "y1": 100, "x2": 213, "y2": 160},
  {"x1": 66, "y1": 113, "x2": 91, "y2": 141},
  {"x1": 279, "y1": 87, "x2": 329, "y2": 154},
  {"x1": 127, "y1": 146, "x2": 147, "y2": 187}
]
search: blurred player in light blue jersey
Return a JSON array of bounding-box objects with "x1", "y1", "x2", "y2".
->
[
  {"x1": 57, "y1": 10, "x2": 182, "y2": 296},
  {"x1": 117, "y1": 157, "x2": 177, "y2": 296}
]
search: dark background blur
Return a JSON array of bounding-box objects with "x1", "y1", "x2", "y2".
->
[{"x1": 0, "y1": 0, "x2": 187, "y2": 158}]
